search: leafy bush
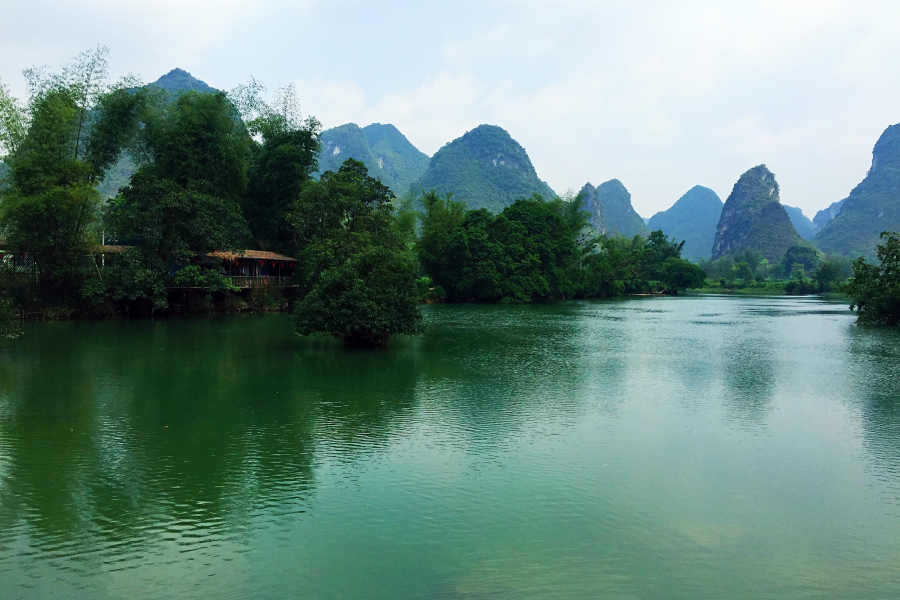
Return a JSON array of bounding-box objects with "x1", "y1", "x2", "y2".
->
[
  {"x1": 248, "y1": 280, "x2": 285, "y2": 311},
  {"x1": 846, "y1": 232, "x2": 900, "y2": 325}
]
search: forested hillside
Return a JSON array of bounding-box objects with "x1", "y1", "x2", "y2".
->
[
  {"x1": 712, "y1": 165, "x2": 803, "y2": 261},
  {"x1": 813, "y1": 199, "x2": 844, "y2": 233},
  {"x1": 814, "y1": 123, "x2": 900, "y2": 259},
  {"x1": 411, "y1": 125, "x2": 555, "y2": 212},
  {"x1": 784, "y1": 205, "x2": 815, "y2": 240},
  {"x1": 315, "y1": 122, "x2": 429, "y2": 196},
  {"x1": 647, "y1": 185, "x2": 722, "y2": 261},
  {"x1": 592, "y1": 179, "x2": 647, "y2": 238}
]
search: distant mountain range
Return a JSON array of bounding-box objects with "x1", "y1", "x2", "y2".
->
[
  {"x1": 579, "y1": 180, "x2": 647, "y2": 238},
  {"x1": 150, "y1": 68, "x2": 217, "y2": 95},
  {"x1": 813, "y1": 199, "x2": 844, "y2": 233},
  {"x1": 411, "y1": 124, "x2": 555, "y2": 212},
  {"x1": 315, "y1": 123, "x2": 429, "y2": 197},
  {"x1": 814, "y1": 122, "x2": 900, "y2": 258},
  {"x1": 712, "y1": 165, "x2": 803, "y2": 261},
  {"x1": 94, "y1": 69, "x2": 898, "y2": 260},
  {"x1": 647, "y1": 186, "x2": 722, "y2": 261},
  {"x1": 783, "y1": 205, "x2": 815, "y2": 240}
]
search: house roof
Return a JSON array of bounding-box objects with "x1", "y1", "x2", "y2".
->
[
  {"x1": 96, "y1": 245, "x2": 297, "y2": 262},
  {"x1": 209, "y1": 250, "x2": 297, "y2": 262}
]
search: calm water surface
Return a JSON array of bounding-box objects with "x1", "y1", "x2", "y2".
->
[{"x1": 0, "y1": 296, "x2": 899, "y2": 599}]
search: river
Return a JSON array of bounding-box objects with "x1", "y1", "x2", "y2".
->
[{"x1": 0, "y1": 296, "x2": 898, "y2": 599}]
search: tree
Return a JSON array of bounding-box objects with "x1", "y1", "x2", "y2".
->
[
  {"x1": 234, "y1": 81, "x2": 321, "y2": 255},
  {"x1": 0, "y1": 77, "x2": 27, "y2": 157},
  {"x1": 415, "y1": 190, "x2": 466, "y2": 285},
  {"x1": 291, "y1": 159, "x2": 423, "y2": 346},
  {"x1": 845, "y1": 231, "x2": 900, "y2": 325},
  {"x1": 662, "y1": 258, "x2": 707, "y2": 292},
  {"x1": 0, "y1": 48, "x2": 135, "y2": 302},
  {"x1": 422, "y1": 195, "x2": 584, "y2": 303},
  {"x1": 640, "y1": 230, "x2": 685, "y2": 284},
  {"x1": 101, "y1": 91, "x2": 251, "y2": 304},
  {"x1": 243, "y1": 117, "x2": 320, "y2": 254},
  {"x1": 813, "y1": 260, "x2": 843, "y2": 292},
  {"x1": 734, "y1": 262, "x2": 754, "y2": 284},
  {"x1": 782, "y1": 244, "x2": 820, "y2": 276}
]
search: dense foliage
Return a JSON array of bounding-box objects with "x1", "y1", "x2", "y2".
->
[
  {"x1": 647, "y1": 185, "x2": 722, "y2": 261},
  {"x1": 95, "y1": 89, "x2": 250, "y2": 306},
  {"x1": 291, "y1": 159, "x2": 423, "y2": 346},
  {"x1": 845, "y1": 232, "x2": 900, "y2": 325},
  {"x1": 416, "y1": 191, "x2": 704, "y2": 302},
  {"x1": 0, "y1": 48, "x2": 131, "y2": 302},
  {"x1": 244, "y1": 112, "x2": 320, "y2": 254},
  {"x1": 699, "y1": 246, "x2": 850, "y2": 294},
  {"x1": 411, "y1": 125, "x2": 555, "y2": 213},
  {"x1": 815, "y1": 123, "x2": 900, "y2": 259}
]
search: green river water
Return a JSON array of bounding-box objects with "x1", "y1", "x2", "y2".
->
[{"x1": 0, "y1": 296, "x2": 898, "y2": 599}]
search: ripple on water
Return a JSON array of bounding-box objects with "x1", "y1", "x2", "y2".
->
[{"x1": 0, "y1": 299, "x2": 898, "y2": 599}]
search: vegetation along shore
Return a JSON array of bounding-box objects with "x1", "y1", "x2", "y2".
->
[{"x1": 1, "y1": 48, "x2": 898, "y2": 345}]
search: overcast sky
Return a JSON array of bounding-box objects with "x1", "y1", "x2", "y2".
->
[{"x1": 2, "y1": 0, "x2": 899, "y2": 218}]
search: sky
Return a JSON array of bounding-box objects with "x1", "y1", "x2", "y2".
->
[{"x1": 2, "y1": 0, "x2": 899, "y2": 219}]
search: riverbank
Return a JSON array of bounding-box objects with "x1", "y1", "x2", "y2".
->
[{"x1": 689, "y1": 281, "x2": 849, "y2": 299}]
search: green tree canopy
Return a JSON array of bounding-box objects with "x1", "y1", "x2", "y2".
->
[
  {"x1": 781, "y1": 244, "x2": 821, "y2": 276},
  {"x1": 0, "y1": 47, "x2": 139, "y2": 301},
  {"x1": 846, "y1": 231, "x2": 900, "y2": 325},
  {"x1": 244, "y1": 116, "x2": 320, "y2": 254},
  {"x1": 105, "y1": 91, "x2": 250, "y2": 259},
  {"x1": 99, "y1": 90, "x2": 251, "y2": 305},
  {"x1": 415, "y1": 190, "x2": 467, "y2": 286},
  {"x1": 239, "y1": 83, "x2": 321, "y2": 255},
  {"x1": 291, "y1": 158, "x2": 423, "y2": 346}
]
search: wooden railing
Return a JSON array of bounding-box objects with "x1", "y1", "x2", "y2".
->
[
  {"x1": 228, "y1": 276, "x2": 295, "y2": 289},
  {"x1": 0, "y1": 259, "x2": 295, "y2": 290}
]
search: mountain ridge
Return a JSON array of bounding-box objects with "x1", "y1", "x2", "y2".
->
[
  {"x1": 410, "y1": 124, "x2": 556, "y2": 212},
  {"x1": 712, "y1": 165, "x2": 804, "y2": 261},
  {"x1": 783, "y1": 205, "x2": 815, "y2": 240},
  {"x1": 647, "y1": 185, "x2": 723, "y2": 261},
  {"x1": 315, "y1": 123, "x2": 429, "y2": 197},
  {"x1": 591, "y1": 179, "x2": 647, "y2": 238},
  {"x1": 814, "y1": 123, "x2": 900, "y2": 258}
]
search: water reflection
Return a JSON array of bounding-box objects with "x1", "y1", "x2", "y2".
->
[
  {"x1": 0, "y1": 310, "x2": 594, "y2": 557},
  {"x1": 1, "y1": 300, "x2": 898, "y2": 600},
  {"x1": 846, "y1": 325, "x2": 900, "y2": 498},
  {"x1": 721, "y1": 334, "x2": 777, "y2": 426}
]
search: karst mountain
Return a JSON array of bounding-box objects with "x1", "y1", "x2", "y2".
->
[
  {"x1": 410, "y1": 125, "x2": 555, "y2": 212},
  {"x1": 647, "y1": 186, "x2": 723, "y2": 261},
  {"x1": 712, "y1": 165, "x2": 804, "y2": 261},
  {"x1": 814, "y1": 123, "x2": 900, "y2": 258},
  {"x1": 579, "y1": 179, "x2": 646, "y2": 238},
  {"x1": 315, "y1": 123, "x2": 429, "y2": 197}
]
